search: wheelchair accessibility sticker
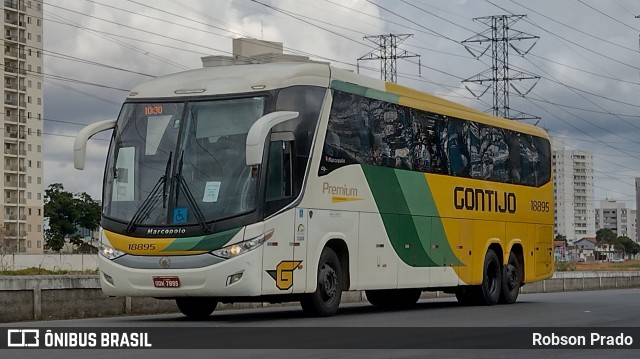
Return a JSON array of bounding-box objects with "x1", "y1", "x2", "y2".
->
[{"x1": 173, "y1": 208, "x2": 187, "y2": 224}]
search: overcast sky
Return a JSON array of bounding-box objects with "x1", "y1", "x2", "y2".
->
[{"x1": 43, "y1": 0, "x2": 640, "y2": 208}]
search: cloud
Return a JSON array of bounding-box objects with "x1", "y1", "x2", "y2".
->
[{"x1": 42, "y1": 0, "x2": 640, "y2": 214}]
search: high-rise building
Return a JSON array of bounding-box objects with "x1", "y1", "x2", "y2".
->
[
  {"x1": 635, "y1": 178, "x2": 640, "y2": 243},
  {"x1": 552, "y1": 138, "x2": 595, "y2": 244},
  {"x1": 595, "y1": 200, "x2": 636, "y2": 241},
  {"x1": 1, "y1": 1, "x2": 44, "y2": 253}
]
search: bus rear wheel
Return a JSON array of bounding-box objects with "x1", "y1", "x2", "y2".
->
[
  {"x1": 301, "y1": 247, "x2": 342, "y2": 317},
  {"x1": 455, "y1": 249, "x2": 502, "y2": 306},
  {"x1": 499, "y1": 251, "x2": 522, "y2": 304},
  {"x1": 366, "y1": 289, "x2": 422, "y2": 308},
  {"x1": 176, "y1": 297, "x2": 218, "y2": 320},
  {"x1": 478, "y1": 248, "x2": 502, "y2": 305}
]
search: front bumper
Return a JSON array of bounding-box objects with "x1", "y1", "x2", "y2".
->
[{"x1": 98, "y1": 247, "x2": 263, "y2": 297}]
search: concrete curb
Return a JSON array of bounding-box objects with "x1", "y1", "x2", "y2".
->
[{"x1": 1, "y1": 272, "x2": 639, "y2": 322}]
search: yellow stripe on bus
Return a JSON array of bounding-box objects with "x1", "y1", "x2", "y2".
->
[{"x1": 103, "y1": 230, "x2": 207, "y2": 256}]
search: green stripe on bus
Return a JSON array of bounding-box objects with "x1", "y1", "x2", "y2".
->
[
  {"x1": 362, "y1": 165, "x2": 462, "y2": 267},
  {"x1": 162, "y1": 227, "x2": 242, "y2": 251},
  {"x1": 330, "y1": 80, "x2": 400, "y2": 104},
  {"x1": 395, "y1": 170, "x2": 463, "y2": 266},
  {"x1": 362, "y1": 165, "x2": 436, "y2": 267}
]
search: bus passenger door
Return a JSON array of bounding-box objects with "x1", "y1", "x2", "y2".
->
[{"x1": 261, "y1": 138, "x2": 297, "y2": 295}]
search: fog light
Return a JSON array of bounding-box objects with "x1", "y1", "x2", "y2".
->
[
  {"x1": 226, "y1": 272, "x2": 243, "y2": 287},
  {"x1": 103, "y1": 272, "x2": 114, "y2": 286}
]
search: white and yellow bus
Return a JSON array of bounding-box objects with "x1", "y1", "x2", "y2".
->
[{"x1": 74, "y1": 61, "x2": 553, "y2": 319}]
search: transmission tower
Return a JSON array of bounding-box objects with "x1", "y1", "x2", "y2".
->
[
  {"x1": 358, "y1": 34, "x2": 420, "y2": 83},
  {"x1": 462, "y1": 15, "x2": 540, "y2": 120}
]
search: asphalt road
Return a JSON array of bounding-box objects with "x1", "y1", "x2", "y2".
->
[{"x1": 2, "y1": 289, "x2": 640, "y2": 358}]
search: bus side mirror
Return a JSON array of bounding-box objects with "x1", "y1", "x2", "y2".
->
[
  {"x1": 74, "y1": 119, "x2": 117, "y2": 170},
  {"x1": 246, "y1": 111, "x2": 299, "y2": 166}
]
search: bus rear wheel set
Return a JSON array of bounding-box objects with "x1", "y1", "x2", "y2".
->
[{"x1": 455, "y1": 249, "x2": 523, "y2": 306}]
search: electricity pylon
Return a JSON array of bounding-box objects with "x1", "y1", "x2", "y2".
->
[
  {"x1": 358, "y1": 34, "x2": 420, "y2": 83},
  {"x1": 462, "y1": 15, "x2": 540, "y2": 120}
]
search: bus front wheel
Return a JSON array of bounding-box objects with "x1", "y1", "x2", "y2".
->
[
  {"x1": 301, "y1": 247, "x2": 342, "y2": 317},
  {"x1": 176, "y1": 297, "x2": 218, "y2": 320}
]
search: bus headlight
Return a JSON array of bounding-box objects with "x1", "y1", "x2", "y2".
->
[
  {"x1": 99, "y1": 243, "x2": 125, "y2": 260},
  {"x1": 211, "y1": 229, "x2": 274, "y2": 259}
]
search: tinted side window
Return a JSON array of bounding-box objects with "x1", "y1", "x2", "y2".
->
[
  {"x1": 534, "y1": 136, "x2": 551, "y2": 187},
  {"x1": 445, "y1": 118, "x2": 470, "y2": 177},
  {"x1": 370, "y1": 99, "x2": 413, "y2": 169},
  {"x1": 412, "y1": 110, "x2": 448, "y2": 174},
  {"x1": 319, "y1": 91, "x2": 370, "y2": 176},
  {"x1": 320, "y1": 89, "x2": 551, "y2": 187}
]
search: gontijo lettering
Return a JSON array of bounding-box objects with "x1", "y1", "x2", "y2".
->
[{"x1": 454, "y1": 186, "x2": 516, "y2": 214}]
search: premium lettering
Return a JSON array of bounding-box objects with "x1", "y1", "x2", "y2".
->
[
  {"x1": 322, "y1": 182, "x2": 358, "y2": 197},
  {"x1": 453, "y1": 186, "x2": 516, "y2": 213}
]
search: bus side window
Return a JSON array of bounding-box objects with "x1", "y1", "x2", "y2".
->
[{"x1": 265, "y1": 139, "x2": 294, "y2": 216}]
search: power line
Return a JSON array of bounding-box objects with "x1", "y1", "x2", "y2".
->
[
  {"x1": 485, "y1": 0, "x2": 640, "y2": 71},
  {"x1": 511, "y1": 0, "x2": 638, "y2": 54},
  {"x1": 576, "y1": 0, "x2": 640, "y2": 32}
]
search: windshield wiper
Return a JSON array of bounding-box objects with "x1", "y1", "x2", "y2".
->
[
  {"x1": 125, "y1": 152, "x2": 172, "y2": 233},
  {"x1": 174, "y1": 151, "x2": 212, "y2": 233}
]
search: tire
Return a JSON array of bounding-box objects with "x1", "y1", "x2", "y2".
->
[
  {"x1": 366, "y1": 289, "x2": 421, "y2": 308},
  {"x1": 499, "y1": 251, "x2": 522, "y2": 304},
  {"x1": 455, "y1": 249, "x2": 502, "y2": 306},
  {"x1": 176, "y1": 297, "x2": 218, "y2": 320},
  {"x1": 301, "y1": 247, "x2": 342, "y2": 317},
  {"x1": 479, "y1": 249, "x2": 502, "y2": 306}
]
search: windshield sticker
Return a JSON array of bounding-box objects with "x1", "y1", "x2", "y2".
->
[
  {"x1": 173, "y1": 208, "x2": 187, "y2": 224},
  {"x1": 203, "y1": 181, "x2": 221, "y2": 202},
  {"x1": 113, "y1": 147, "x2": 135, "y2": 201}
]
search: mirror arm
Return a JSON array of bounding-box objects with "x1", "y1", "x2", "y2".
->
[
  {"x1": 74, "y1": 119, "x2": 117, "y2": 170},
  {"x1": 245, "y1": 111, "x2": 299, "y2": 165}
]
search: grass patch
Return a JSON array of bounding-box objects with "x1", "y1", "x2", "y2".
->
[
  {"x1": 0, "y1": 267, "x2": 98, "y2": 275},
  {"x1": 555, "y1": 261, "x2": 577, "y2": 271},
  {"x1": 574, "y1": 261, "x2": 640, "y2": 271}
]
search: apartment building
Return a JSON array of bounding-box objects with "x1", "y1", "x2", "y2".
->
[
  {"x1": 595, "y1": 199, "x2": 636, "y2": 241},
  {"x1": 552, "y1": 138, "x2": 596, "y2": 244},
  {"x1": 2, "y1": 0, "x2": 44, "y2": 253}
]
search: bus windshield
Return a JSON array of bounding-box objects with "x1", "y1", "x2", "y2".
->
[{"x1": 103, "y1": 97, "x2": 266, "y2": 227}]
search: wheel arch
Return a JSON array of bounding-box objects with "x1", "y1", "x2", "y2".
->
[
  {"x1": 484, "y1": 239, "x2": 504, "y2": 265},
  {"x1": 324, "y1": 238, "x2": 350, "y2": 290},
  {"x1": 306, "y1": 233, "x2": 353, "y2": 292},
  {"x1": 487, "y1": 241, "x2": 504, "y2": 267}
]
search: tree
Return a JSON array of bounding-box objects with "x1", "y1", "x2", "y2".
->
[
  {"x1": 44, "y1": 183, "x2": 100, "y2": 252},
  {"x1": 555, "y1": 234, "x2": 567, "y2": 242},
  {"x1": 595, "y1": 228, "x2": 617, "y2": 244},
  {"x1": 618, "y1": 236, "x2": 640, "y2": 258}
]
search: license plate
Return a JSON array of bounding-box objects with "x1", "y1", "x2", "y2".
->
[{"x1": 153, "y1": 276, "x2": 180, "y2": 288}]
